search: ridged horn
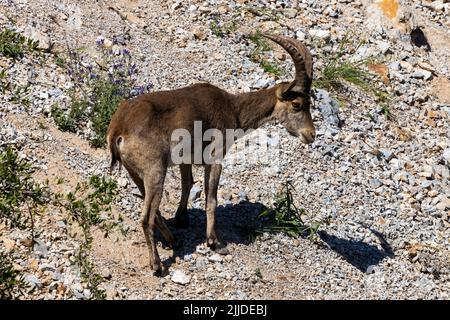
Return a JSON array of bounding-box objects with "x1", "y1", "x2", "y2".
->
[{"x1": 262, "y1": 33, "x2": 313, "y2": 94}]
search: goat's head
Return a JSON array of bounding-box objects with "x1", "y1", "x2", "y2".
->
[{"x1": 263, "y1": 34, "x2": 316, "y2": 144}]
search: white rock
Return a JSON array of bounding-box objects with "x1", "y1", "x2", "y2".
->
[
  {"x1": 39, "y1": 91, "x2": 49, "y2": 99},
  {"x1": 27, "y1": 28, "x2": 51, "y2": 50},
  {"x1": 442, "y1": 148, "x2": 450, "y2": 164},
  {"x1": 101, "y1": 267, "x2": 112, "y2": 279},
  {"x1": 67, "y1": 9, "x2": 83, "y2": 29},
  {"x1": 308, "y1": 29, "x2": 331, "y2": 40},
  {"x1": 118, "y1": 177, "x2": 128, "y2": 188},
  {"x1": 377, "y1": 41, "x2": 390, "y2": 54},
  {"x1": 284, "y1": 8, "x2": 297, "y2": 18},
  {"x1": 436, "y1": 197, "x2": 450, "y2": 211},
  {"x1": 171, "y1": 270, "x2": 191, "y2": 285},
  {"x1": 431, "y1": 1, "x2": 445, "y2": 12},
  {"x1": 189, "y1": 186, "x2": 202, "y2": 201},
  {"x1": 24, "y1": 274, "x2": 42, "y2": 289},
  {"x1": 196, "y1": 244, "x2": 210, "y2": 255},
  {"x1": 295, "y1": 30, "x2": 306, "y2": 41},
  {"x1": 208, "y1": 254, "x2": 223, "y2": 263},
  {"x1": 412, "y1": 68, "x2": 432, "y2": 80}
]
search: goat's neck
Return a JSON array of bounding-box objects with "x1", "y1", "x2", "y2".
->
[{"x1": 232, "y1": 86, "x2": 278, "y2": 130}]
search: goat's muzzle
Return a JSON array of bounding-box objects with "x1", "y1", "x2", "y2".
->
[{"x1": 299, "y1": 128, "x2": 316, "y2": 144}]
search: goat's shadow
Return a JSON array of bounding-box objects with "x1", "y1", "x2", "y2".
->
[
  {"x1": 317, "y1": 227, "x2": 394, "y2": 273},
  {"x1": 157, "y1": 201, "x2": 266, "y2": 267},
  {"x1": 156, "y1": 201, "x2": 394, "y2": 273}
]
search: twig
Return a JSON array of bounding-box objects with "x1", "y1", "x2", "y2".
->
[{"x1": 108, "y1": 6, "x2": 127, "y2": 21}]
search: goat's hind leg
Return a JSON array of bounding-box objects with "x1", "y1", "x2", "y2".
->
[
  {"x1": 156, "y1": 211, "x2": 182, "y2": 249},
  {"x1": 174, "y1": 164, "x2": 193, "y2": 228},
  {"x1": 127, "y1": 167, "x2": 179, "y2": 250},
  {"x1": 140, "y1": 171, "x2": 164, "y2": 275}
]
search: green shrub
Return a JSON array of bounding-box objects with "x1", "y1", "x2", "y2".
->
[
  {"x1": 0, "y1": 251, "x2": 28, "y2": 299},
  {"x1": 58, "y1": 174, "x2": 119, "y2": 299},
  {"x1": 209, "y1": 19, "x2": 237, "y2": 38},
  {"x1": 51, "y1": 40, "x2": 152, "y2": 147},
  {"x1": 0, "y1": 69, "x2": 10, "y2": 93},
  {"x1": 260, "y1": 60, "x2": 283, "y2": 76},
  {"x1": 313, "y1": 34, "x2": 372, "y2": 92},
  {"x1": 0, "y1": 29, "x2": 40, "y2": 59},
  {"x1": 259, "y1": 181, "x2": 325, "y2": 240},
  {"x1": 51, "y1": 97, "x2": 88, "y2": 133},
  {"x1": 88, "y1": 80, "x2": 124, "y2": 148},
  {"x1": 313, "y1": 32, "x2": 393, "y2": 116},
  {"x1": 0, "y1": 146, "x2": 50, "y2": 235},
  {"x1": 0, "y1": 147, "x2": 121, "y2": 299}
]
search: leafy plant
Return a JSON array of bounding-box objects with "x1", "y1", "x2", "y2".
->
[
  {"x1": 0, "y1": 29, "x2": 40, "y2": 59},
  {"x1": 52, "y1": 39, "x2": 152, "y2": 147},
  {"x1": 0, "y1": 146, "x2": 50, "y2": 238},
  {"x1": 313, "y1": 32, "x2": 393, "y2": 118},
  {"x1": 88, "y1": 80, "x2": 125, "y2": 147},
  {"x1": 0, "y1": 251, "x2": 28, "y2": 299},
  {"x1": 0, "y1": 147, "x2": 122, "y2": 299},
  {"x1": 55, "y1": 54, "x2": 66, "y2": 68},
  {"x1": 248, "y1": 30, "x2": 271, "y2": 53},
  {"x1": 209, "y1": 19, "x2": 238, "y2": 38},
  {"x1": 9, "y1": 84, "x2": 31, "y2": 108},
  {"x1": 313, "y1": 34, "x2": 372, "y2": 92},
  {"x1": 260, "y1": 60, "x2": 283, "y2": 76},
  {"x1": 72, "y1": 250, "x2": 107, "y2": 300},
  {"x1": 57, "y1": 174, "x2": 119, "y2": 299},
  {"x1": 0, "y1": 69, "x2": 10, "y2": 93},
  {"x1": 259, "y1": 181, "x2": 325, "y2": 240},
  {"x1": 51, "y1": 97, "x2": 88, "y2": 133},
  {"x1": 315, "y1": 59, "x2": 371, "y2": 92}
]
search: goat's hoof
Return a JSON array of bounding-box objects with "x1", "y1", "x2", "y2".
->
[
  {"x1": 152, "y1": 264, "x2": 167, "y2": 277},
  {"x1": 150, "y1": 263, "x2": 167, "y2": 277},
  {"x1": 174, "y1": 214, "x2": 189, "y2": 229},
  {"x1": 153, "y1": 268, "x2": 163, "y2": 277},
  {"x1": 209, "y1": 242, "x2": 229, "y2": 255}
]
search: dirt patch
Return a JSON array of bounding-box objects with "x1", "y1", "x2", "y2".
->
[{"x1": 430, "y1": 77, "x2": 450, "y2": 104}]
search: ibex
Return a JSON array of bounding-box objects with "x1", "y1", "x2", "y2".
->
[{"x1": 107, "y1": 34, "x2": 315, "y2": 275}]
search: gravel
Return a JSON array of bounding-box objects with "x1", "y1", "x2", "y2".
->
[{"x1": 0, "y1": 0, "x2": 449, "y2": 300}]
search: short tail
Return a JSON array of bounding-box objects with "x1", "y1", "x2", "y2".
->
[{"x1": 108, "y1": 132, "x2": 122, "y2": 175}]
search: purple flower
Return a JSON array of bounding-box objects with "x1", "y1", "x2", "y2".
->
[
  {"x1": 128, "y1": 63, "x2": 138, "y2": 75},
  {"x1": 122, "y1": 48, "x2": 130, "y2": 56},
  {"x1": 96, "y1": 38, "x2": 105, "y2": 46},
  {"x1": 112, "y1": 63, "x2": 121, "y2": 70}
]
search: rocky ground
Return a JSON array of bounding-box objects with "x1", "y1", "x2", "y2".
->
[{"x1": 1, "y1": 0, "x2": 449, "y2": 299}]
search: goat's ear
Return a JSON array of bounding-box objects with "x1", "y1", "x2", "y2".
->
[{"x1": 275, "y1": 84, "x2": 304, "y2": 101}]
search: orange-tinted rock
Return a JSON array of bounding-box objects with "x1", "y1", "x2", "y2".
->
[
  {"x1": 368, "y1": 62, "x2": 390, "y2": 85},
  {"x1": 379, "y1": 0, "x2": 399, "y2": 19}
]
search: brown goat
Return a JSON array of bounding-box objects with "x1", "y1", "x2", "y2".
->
[{"x1": 107, "y1": 34, "x2": 315, "y2": 275}]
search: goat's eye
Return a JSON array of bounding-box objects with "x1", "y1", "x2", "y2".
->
[{"x1": 292, "y1": 103, "x2": 304, "y2": 111}]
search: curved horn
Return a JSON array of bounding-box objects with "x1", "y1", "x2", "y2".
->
[{"x1": 262, "y1": 33, "x2": 313, "y2": 93}]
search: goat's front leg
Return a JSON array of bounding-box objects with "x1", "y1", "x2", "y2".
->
[
  {"x1": 174, "y1": 164, "x2": 193, "y2": 228},
  {"x1": 204, "y1": 164, "x2": 228, "y2": 254}
]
